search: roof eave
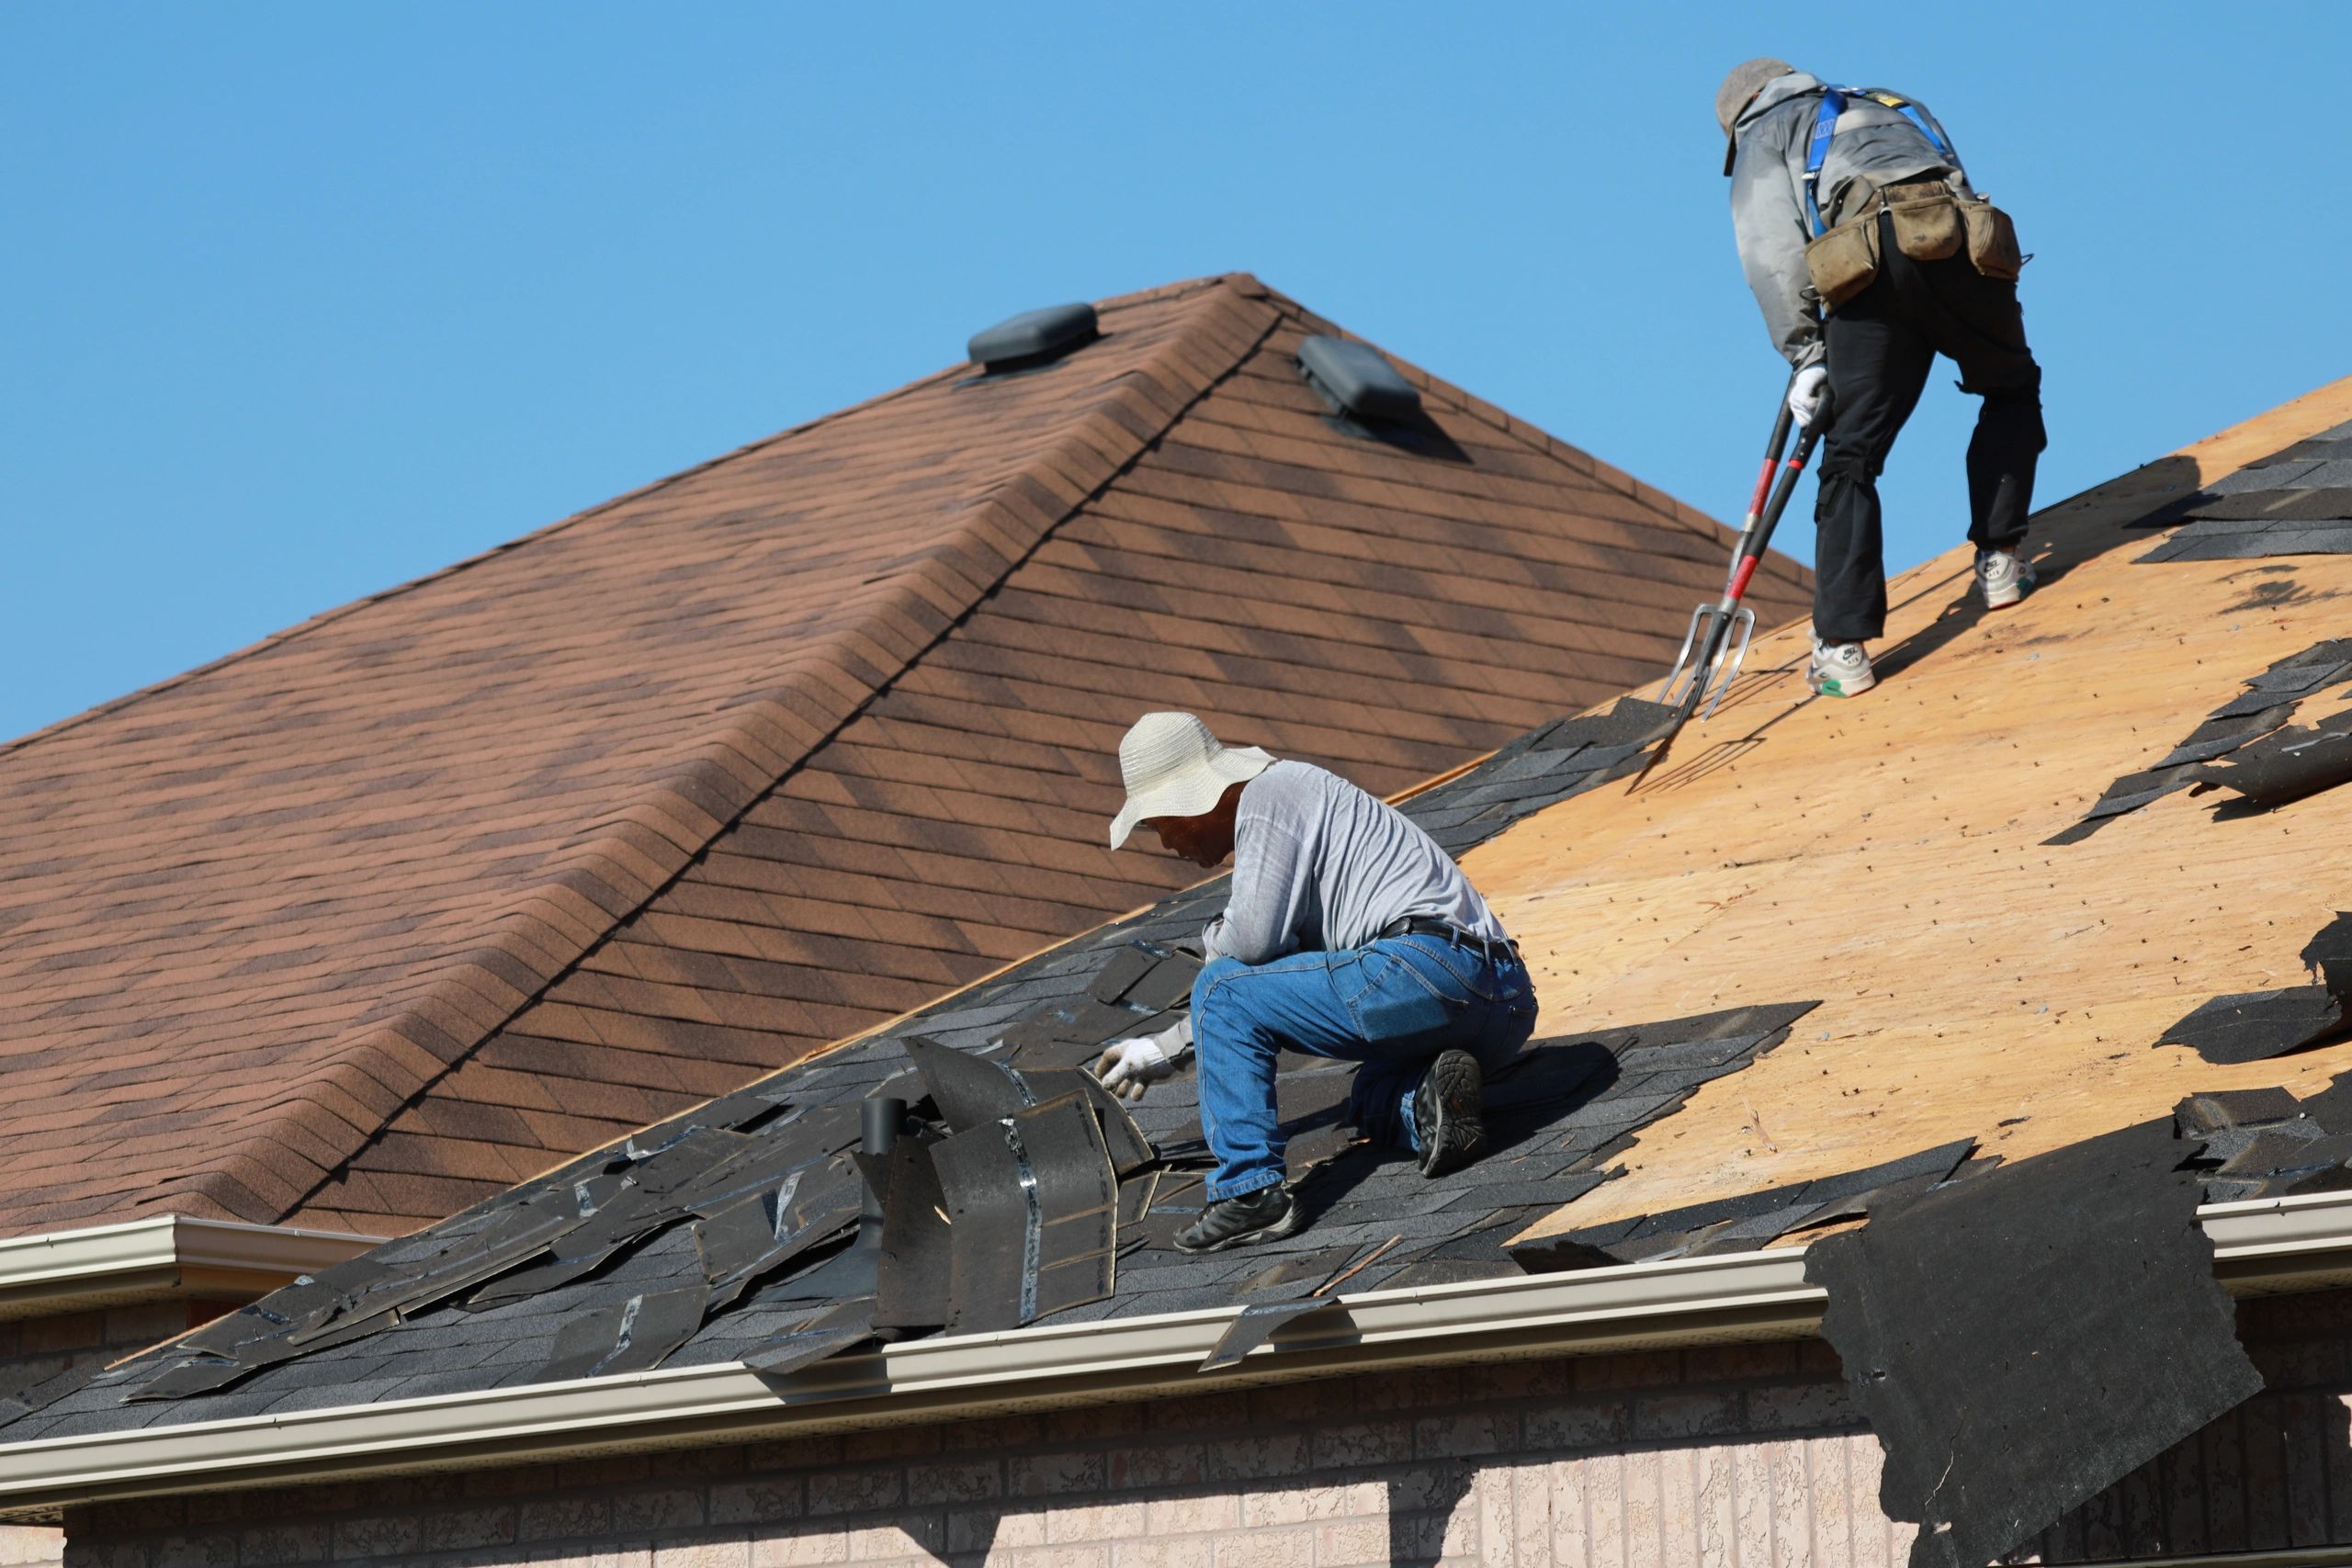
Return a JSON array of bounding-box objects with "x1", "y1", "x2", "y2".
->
[
  {"x1": 4, "y1": 1192, "x2": 2348, "y2": 1522},
  {"x1": 0, "y1": 1216, "x2": 386, "y2": 1323}
]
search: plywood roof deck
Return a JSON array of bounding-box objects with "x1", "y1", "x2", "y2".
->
[{"x1": 1471, "y1": 377, "x2": 2352, "y2": 1239}]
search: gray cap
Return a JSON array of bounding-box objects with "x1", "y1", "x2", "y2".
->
[{"x1": 1715, "y1": 57, "x2": 1795, "y2": 135}]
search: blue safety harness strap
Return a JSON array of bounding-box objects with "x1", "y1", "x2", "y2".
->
[{"x1": 1802, "y1": 85, "x2": 1958, "y2": 237}]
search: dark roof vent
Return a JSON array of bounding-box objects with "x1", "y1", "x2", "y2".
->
[
  {"x1": 1296, "y1": 336, "x2": 1422, "y2": 424},
  {"x1": 967, "y1": 302, "x2": 1099, "y2": 372}
]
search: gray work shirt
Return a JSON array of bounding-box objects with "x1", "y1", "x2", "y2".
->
[
  {"x1": 1728, "y1": 72, "x2": 1976, "y2": 370},
  {"x1": 1147, "y1": 761, "x2": 1511, "y2": 1056},
  {"x1": 1203, "y1": 761, "x2": 1510, "y2": 964}
]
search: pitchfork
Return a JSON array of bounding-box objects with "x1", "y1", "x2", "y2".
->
[{"x1": 1631, "y1": 380, "x2": 1830, "y2": 788}]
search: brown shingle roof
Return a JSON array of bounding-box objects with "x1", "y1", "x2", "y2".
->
[{"x1": 0, "y1": 273, "x2": 1810, "y2": 1236}]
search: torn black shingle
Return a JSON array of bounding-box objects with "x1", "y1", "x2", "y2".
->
[
  {"x1": 1507, "y1": 1138, "x2": 1975, "y2": 1272},
  {"x1": 1807, "y1": 1118, "x2": 2262, "y2": 1568},
  {"x1": 2049, "y1": 638, "x2": 2352, "y2": 842},
  {"x1": 2156, "y1": 908, "x2": 2352, "y2": 1067}
]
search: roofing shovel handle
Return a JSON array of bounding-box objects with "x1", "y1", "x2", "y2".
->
[{"x1": 1657, "y1": 385, "x2": 1827, "y2": 723}]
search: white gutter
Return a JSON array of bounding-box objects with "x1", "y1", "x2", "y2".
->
[
  {"x1": 0, "y1": 1216, "x2": 386, "y2": 1322},
  {"x1": 0, "y1": 1193, "x2": 2347, "y2": 1518}
]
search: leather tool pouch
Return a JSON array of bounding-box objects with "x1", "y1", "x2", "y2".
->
[
  {"x1": 1804, "y1": 217, "x2": 1881, "y2": 312},
  {"x1": 1961, "y1": 198, "x2": 2024, "y2": 280},
  {"x1": 1887, "y1": 191, "x2": 1964, "y2": 261}
]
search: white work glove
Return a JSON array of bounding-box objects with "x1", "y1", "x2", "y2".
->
[
  {"x1": 1093, "y1": 1036, "x2": 1177, "y2": 1102},
  {"x1": 1787, "y1": 364, "x2": 1830, "y2": 427}
]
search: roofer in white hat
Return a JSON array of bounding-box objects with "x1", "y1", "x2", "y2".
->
[{"x1": 1096, "y1": 712, "x2": 1538, "y2": 1253}]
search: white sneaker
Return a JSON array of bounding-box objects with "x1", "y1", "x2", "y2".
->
[
  {"x1": 1808, "y1": 637, "x2": 1877, "y2": 698},
  {"x1": 1976, "y1": 547, "x2": 2034, "y2": 609}
]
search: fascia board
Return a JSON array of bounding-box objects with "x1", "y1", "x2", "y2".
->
[
  {"x1": 0, "y1": 1217, "x2": 385, "y2": 1320},
  {"x1": 6, "y1": 1194, "x2": 2352, "y2": 1517}
]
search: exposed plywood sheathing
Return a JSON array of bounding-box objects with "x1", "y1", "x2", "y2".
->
[{"x1": 1488, "y1": 375, "x2": 2352, "y2": 1241}]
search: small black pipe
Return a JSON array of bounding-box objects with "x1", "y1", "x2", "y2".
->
[{"x1": 855, "y1": 1098, "x2": 904, "y2": 1244}]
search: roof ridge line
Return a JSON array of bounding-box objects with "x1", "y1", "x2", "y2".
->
[
  {"x1": 201, "y1": 279, "x2": 1288, "y2": 1229},
  {"x1": 1254, "y1": 282, "x2": 1748, "y2": 562},
  {"x1": 2, "y1": 279, "x2": 1263, "y2": 762}
]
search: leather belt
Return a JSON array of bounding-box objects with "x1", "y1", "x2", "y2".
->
[{"x1": 1379, "y1": 916, "x2": 1520, "y2": 958}]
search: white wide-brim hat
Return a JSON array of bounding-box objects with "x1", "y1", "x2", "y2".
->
[{"x1": 1108, "y1": 712, "x2": 1275, "y2": 851}]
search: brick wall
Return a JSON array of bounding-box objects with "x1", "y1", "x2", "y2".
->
[{"x1": 52, "y1": 1292, "x2": 2352, "y2": 1568}]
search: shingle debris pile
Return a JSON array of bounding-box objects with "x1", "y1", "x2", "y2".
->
[
  {"x1": 2134, "y1": 419, "x2": 2352, "y2": 562},
  {"x1": 0, "y1": 700, "x2": 1804, "y2": 1438},
  {"x1": 2048, "y1": 637, "x2": 2352, "y2": 843},
  {"x1": 1807, "y1": 1117, "x2": 2262, "y2": 1568}
]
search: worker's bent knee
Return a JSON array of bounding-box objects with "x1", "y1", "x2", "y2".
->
[{"x1": 1190, "y1": 955, "x2": 1248, "y2": 1016}]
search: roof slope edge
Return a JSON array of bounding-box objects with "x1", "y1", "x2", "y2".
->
[{"x1": 168, "y1": 277, "x2": 1285, "y2": 1227}]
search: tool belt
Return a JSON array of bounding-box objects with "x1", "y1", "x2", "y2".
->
[
  {"x1": 1804, "y1": 178, "x2": 2025, "y2": 311},
  {"x1": 1379, "y1": 916, "x2": 1520, "y2": 961}
]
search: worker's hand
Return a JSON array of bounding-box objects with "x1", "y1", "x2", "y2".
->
[
  {"x1": 1093, "y1": 1036, "x2": 1176, "y2": 1102},
  {"x1": 1787, "y1": 365, "x2": 1830, "y2": 427}
]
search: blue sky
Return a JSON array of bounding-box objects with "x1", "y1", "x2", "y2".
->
[{"x1": 6, "y1": 4, "x2": 2348, "y2": 741}]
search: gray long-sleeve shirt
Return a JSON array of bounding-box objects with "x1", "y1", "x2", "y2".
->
[
  {"x1": 1728, "y1": 72, "x2": 1975, "y2": 369},
  {"x1": 1148, "y1": 761, "x2": 1510, "y2": 1056}
]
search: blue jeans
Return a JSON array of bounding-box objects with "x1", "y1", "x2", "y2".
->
[{"x1": 1191, "y1": 932, "x2": 1539, "y2": 1201}]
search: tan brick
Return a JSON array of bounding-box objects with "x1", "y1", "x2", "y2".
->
[
  {"x1": 1314, "y1": 1517, "x2": 1393, "y2": 1566},
  {"x1": 1111, "y1": 1539, "x2": 1215, "y2": 1568},
  {"x1": 1204, "y1": 1432, "x2": 1309, "y2": 1483},
  {"x1": 807, "y1": 1470, "x2": 901, "y2": 1517},
  {"x1": 1477, "y1": 1464, "x2": 1517, "y2": 1568},
  {"x1": 1210, "y1": 1525, "x2": 1312, "y2": 1568},
  {"x1": 1239, "y1": 1482, "x2": 1382, "y2": 1527},
  {"x1": 1525, "y1": 1396, "x2": 1634, "y2": 1453},
  {"x1": 613, "y1": 1487, "x2": 708, "y2": 1534},
  {"x1": 1011, "y1": 1450, "x2": 1108, "y2": 1497},
  {"x1": 417, "y1": 1504, "x2": 518, "y2": 1553},
  {"x1": 952, "y1": 1507, "x2": 1046, "y2": 1554},
  {"x1": 0, "y1": 1526, "x2": 63, "y2": 1568},
  {"x1": 655, "y1": 1539, "x2": 753, "y2": 1568},
  {"x1": 709, "y1": 1478, "x2": 806, "y2": 1527},
  {"x1": 846, "y1": 1519, "x2": 944, "y2": 1562},
  {"x1": 149, "y1": 1537, "x2": 236, "y2": 1568},
  {"x1": 521, "y1": 1494, "x2": 616, "y2": 1541},
  {"x1": 751, "y1": 1528, "x2": 848, "y2": 1567},
  {"x1": 235, "y1": 1519, "x2": 328, "y2": 1565},
  {"x1": 1743, "y1": 1379, "x2": 1855, "y2": 1435},
  {"x1": 1309, "y1": 1419, "x2": 1410, "y2": 1470},
  {"x1": 331, "y1": 1511, "x2": 424, "y2": 1559},
  {"x1": 1046, "y1": 1500, "x2": 1148, "y2": 1542},
  {"x1": 995, "y1": 1548, "x2": 1110, "y2": 1568},
  {"x1": 906, "y1": 1459, "x2": 999, "y2": 1506},
  {"x1": 1632, "y1": 1390, "x2": 1742, "y2": 1442},
  {"x1": 1416, "y1": 1412, "x2": 1518, "y2": 1461},
  {"x1": 1145, "y1": 1494, "x2": 1243, "y2": 1535},
  {"x1": 1108, "y1": 1442, "x2": 1205, "y2": 1490}
]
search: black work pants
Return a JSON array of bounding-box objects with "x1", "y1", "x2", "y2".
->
[{"x1": 1814, "y1": 211, "x2": 2046, "y2": 642}]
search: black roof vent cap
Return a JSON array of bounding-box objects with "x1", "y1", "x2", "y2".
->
[
  {"x1": 1296, "y1": 335, "x2": 1422, "y2": 423},
  {"x1": 967, "y1": 302, "x2": 1099, "y2": 371}
]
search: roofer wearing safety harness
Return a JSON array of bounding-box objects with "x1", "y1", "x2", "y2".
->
[
  {"x1": 1720, "y1": 60, "x2": 2045, "y2": 698},
  {"x1": 1093, "y1": 713, "x2": 1538, "y2": 1253}
]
